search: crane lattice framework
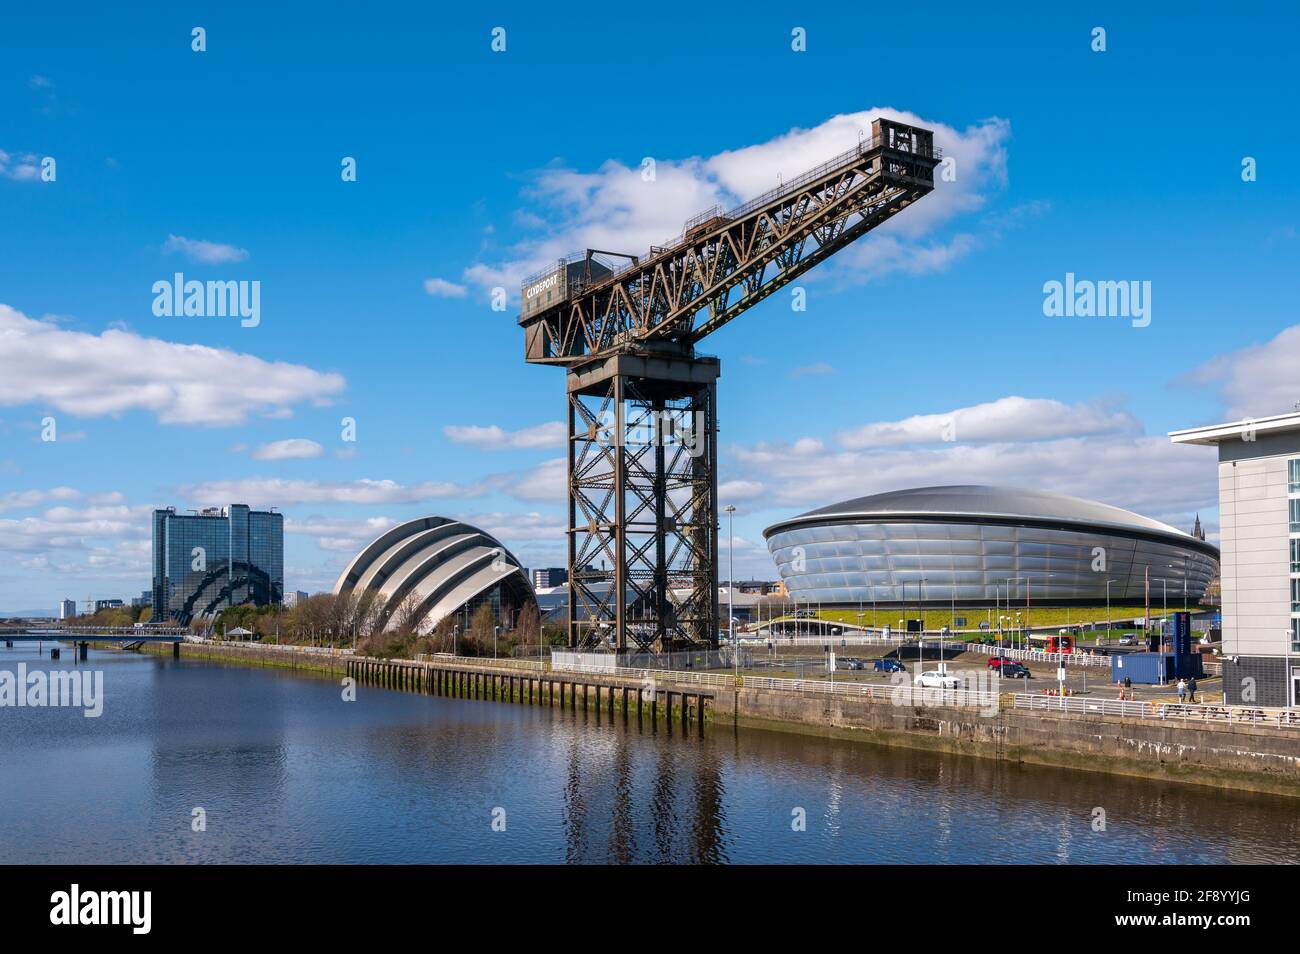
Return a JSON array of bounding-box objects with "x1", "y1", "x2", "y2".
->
[{"x1": 518, "y1": 117, "x2": 940, "y2": 653}]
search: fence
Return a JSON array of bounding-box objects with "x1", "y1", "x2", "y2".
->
[
  {"x1": 550, "y1": 648, "x2": 746, "y2": 673},
  {"x1": 741, "y1": 631, "x2": 908, "y2": 647},
  {"x1": 1012, "y1": 693, "x2": 1300, "y2": 729},
  {"x1": 414, "y1": 653, "x2": 548, "y2": 671},
  {"x1": 194, "y1": 638, "x2": 355, "y2": 656},
  {"x1": 608, "y1": 666, "x2": 998, "y2": 709},
  {"x1": 961, "y1": 642, "x2": 1112, "y2": 668}
]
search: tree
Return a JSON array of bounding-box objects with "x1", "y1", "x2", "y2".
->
[{"x1": 516, "y1": 602, "x2": 541, "y2": 658}]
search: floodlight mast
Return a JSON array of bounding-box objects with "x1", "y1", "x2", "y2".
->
[{"x1": 519, "y1": 117, "x2": 940, "y2": 654}]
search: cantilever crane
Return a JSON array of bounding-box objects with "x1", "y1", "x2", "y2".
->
[{"x1": 519, "y1": 117, "x2": 940, "y2": 653}]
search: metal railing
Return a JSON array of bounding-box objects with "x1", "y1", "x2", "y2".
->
[
  {"x1": 741, "y1": 631, "x2": 909, "y2": 646},
  {"x1": 612, "y1": 666, "x2": 996, "y2": 708},
  {"x1": 7, "y1": 625, "x2": 190, "y2": 636},
  {"x1": 413, "y1": 653, "x2": 548, "y2": 671},
  {"x1": 337, "y1": 650, "x2": 1300, "y2": 730},
  {"x1": 521, "y1": 132, "x2": 942, "y2": 297},
  {"x1": 193, "y1": 638, "x2": 355, "y2": 655},
  {"x1": 961, "y1": 642, "x2": 1113, "y2": 668},
  {"x1": 1013, "y1": 693, "x2": 1300, "y2": 729}
]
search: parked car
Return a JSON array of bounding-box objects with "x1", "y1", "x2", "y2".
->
[
  {"x1": 836, "y1": 657, "x2": 865, "y2": 671},
  {"x1": 1119, "y1": 634, "x2": 1137, "y2": 646},
  {"x1": 986, "y1": 656, "x2": 1017, "y2": 670},
  {"x1": 914, "y1": 669, "x2": 961, "y2": 690},
  {"x1": 998, "y1": 663, "x2": 1031, "y2": 679},
  {"x1": 874, "y1": 657, "x2": 906, "y2": 673}
]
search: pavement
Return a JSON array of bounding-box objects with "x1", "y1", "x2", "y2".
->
[{"x1": 738, "y1": 647, "x2": 1222, "y2": 703}]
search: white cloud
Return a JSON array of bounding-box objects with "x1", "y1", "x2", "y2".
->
[
  {"x1": 837, "y1": 397, "x2": 1140, "y2": 450},
  {"x1": 504, "y1": 457, "x2": 566, "y2": 504},
  {"x1": 457, "y1": 510, "x2": 567, "y2": 542},
  {"x1": 0, "y1": 505, "x2": 144, "y2": 554},
  {"x1": 182, "y1": 477, "x2": 492, "y2": 507},
  {"x1": 832, "y1": 232, "x2": 978, "y2": 284},
  {"x1": 443, "y1": 421, "x2": 566, "y2": 450},
  {"x1": 286, "y1": 515, "x2": 398, "y2": 552},
  {"x1": 728, "y1": 430, "x2": 1217, "y2": 529},
  {"x1": 0, "y1": 488, "x2": 80, "y2": 513},
  {"x1": 790, "y1": 362, "x2": 836, "y2": 378},
  {"x1": 423, "y1": 277, "x2": 468, "y2": 298},
  {"x1": 1181, "y1": 324, "x2": 1300, "y2": 420},
  {"x1": 0, "y1": 304, "x2": 345, "y2": 426},
  {"x1": 161, "y1": 234, "x2": 249, "y2": 264},
  {"x1": 0, "y1": 150, "x2": 42, "y2": 182},
  {"x1": 718, "y1": 479, "x2": 765, "y2": 502},
  {"x1": 465, "y1": 108, "x2": 1010, "y2": 296},
  {"x1": 251, "y1": 438, "x2": 324, "y2": 461}
]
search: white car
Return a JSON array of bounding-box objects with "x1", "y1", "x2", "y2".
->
[{"x1": 914, "y1": 669, "x2": 961, "y2": 690}]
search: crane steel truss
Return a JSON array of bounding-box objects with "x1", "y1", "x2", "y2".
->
[{"x1": 520, "y1": 119, "x2": 939, "y2": 653}]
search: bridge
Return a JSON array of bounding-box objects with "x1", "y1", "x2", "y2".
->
[{"x1": 0, "y1": 626, "x2": 190, "y2": 659}]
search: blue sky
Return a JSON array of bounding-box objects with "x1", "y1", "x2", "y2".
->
[{"x1": 1, "y1": 2, "x2": 1297, "y2": 612}]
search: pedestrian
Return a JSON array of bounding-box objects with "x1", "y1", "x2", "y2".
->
[
  {"x1": 1188, "y1": 677, "x2": 1198, "y2": 704},
  {"x1": 1177, "y1": 678, "x2": 1187, "y2": 703}
]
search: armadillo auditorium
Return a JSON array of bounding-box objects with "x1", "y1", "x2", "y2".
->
[{"x1": 763, "y1": 485, "x2": 1219, "y2": 608}]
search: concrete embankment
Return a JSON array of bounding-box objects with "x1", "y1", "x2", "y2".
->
[
  {"x1": 130, "y1": 641, "x2": 710, "y2": 730},
  {"x1": 716, "y1": 686, "x2": 1300, "y2": 797},
  {"x1": 127, "y1": 640, "x2": 1300, "y2": 797}
]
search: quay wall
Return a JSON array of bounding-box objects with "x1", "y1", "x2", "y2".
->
[{"x1": 130, "y1": 640, "x2": 1300, "y2": 796}]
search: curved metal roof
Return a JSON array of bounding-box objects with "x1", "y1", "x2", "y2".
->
[
  {"x1": 763, "y1": 485, "x2": 1218, "y2": 555},
  {"x1": 333, "y1": 516, "x2": 533, "y2": 632}
]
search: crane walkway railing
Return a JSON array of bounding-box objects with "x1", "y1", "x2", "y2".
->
[{"x1": 524, "y1": 132, "x2": 943, "y2": 293}]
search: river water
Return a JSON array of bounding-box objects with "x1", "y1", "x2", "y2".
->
[{"x1": 1, "y1": 644, "x2": 1295, "y2": 864}]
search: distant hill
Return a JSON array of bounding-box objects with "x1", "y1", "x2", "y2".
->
[{"x1": 0, "y1": 611, "x2": 56, "y2": 620}]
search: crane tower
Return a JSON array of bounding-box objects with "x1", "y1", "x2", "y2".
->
[{"x1": 519, "y1": 117, "x2": 940, "y2": 653}]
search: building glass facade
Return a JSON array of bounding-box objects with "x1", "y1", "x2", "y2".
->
[
  {"x1": 152, "y1": 505, "x2": 284, "y2": 624},
  {"x1": 764, "y1": 486, "x2": 1220, "y2": 609},
  {"x1": 766, "y1": 520, "x2": 1219, "y2": 606}
]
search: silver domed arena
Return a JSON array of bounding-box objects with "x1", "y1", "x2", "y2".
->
[
  {"x1": 763, "y1": 486, "x2": 1219, "y2": 607},
  {"x1": 333, "y1": 516, "x2": 536, "y2": 632}
]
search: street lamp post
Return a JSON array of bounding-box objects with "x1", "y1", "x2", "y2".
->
[
  {"x1": 1105, "y1": 579, "x2": 1118, "y2": 644},
  {"x1": 1007, "y1": 577, "x2": 1025, "y2": 647},
  {"x1": 725, "y1": 505, "x2": 737, "y2": 678}
]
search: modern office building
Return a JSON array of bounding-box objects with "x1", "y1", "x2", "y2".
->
[
  {"x1": 57, "y1": 599, "x2": 76, "y2": 620},
  {"x1": 532, "y1": 567, "x2": 568, "y2": 589},
  {"x1": 1171, "y1": 411, "x2": 1300, "y2": 706},
  {"x1": 130, "y1": 590, "x2": 152, "y2": 608},
  {"x1": 764, "y1": 485, "x2": 1219, "y2": 609},
  {"x1": 334, "y1": 516, "x2": 536, "y2": 633},
  {"x1": 152, "y1": 505, "x2": 284, "y2": 625},
  {"x1": 282, "y1": 590, "x2": 309, "y2": 608},
  {"x1": 94, "y1": 599, "x2": 125, "y2": 612}
]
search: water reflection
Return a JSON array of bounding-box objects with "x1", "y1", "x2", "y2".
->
[{"x1": 1, "y1": 644, "x2": 1298, "y2": 864}]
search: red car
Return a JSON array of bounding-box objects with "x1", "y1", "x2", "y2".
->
[{"x1": 987, "y1": 656, "x2": 1018, "y2": 670}]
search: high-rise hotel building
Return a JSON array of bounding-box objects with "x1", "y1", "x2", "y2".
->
[{"x1": 151, "y1": 505, "x2": 283, "y2": 624}]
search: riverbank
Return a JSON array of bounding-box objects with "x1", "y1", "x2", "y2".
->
[{"x1": 121, "y1": 640, "x2": 1300, "y2": 798}]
